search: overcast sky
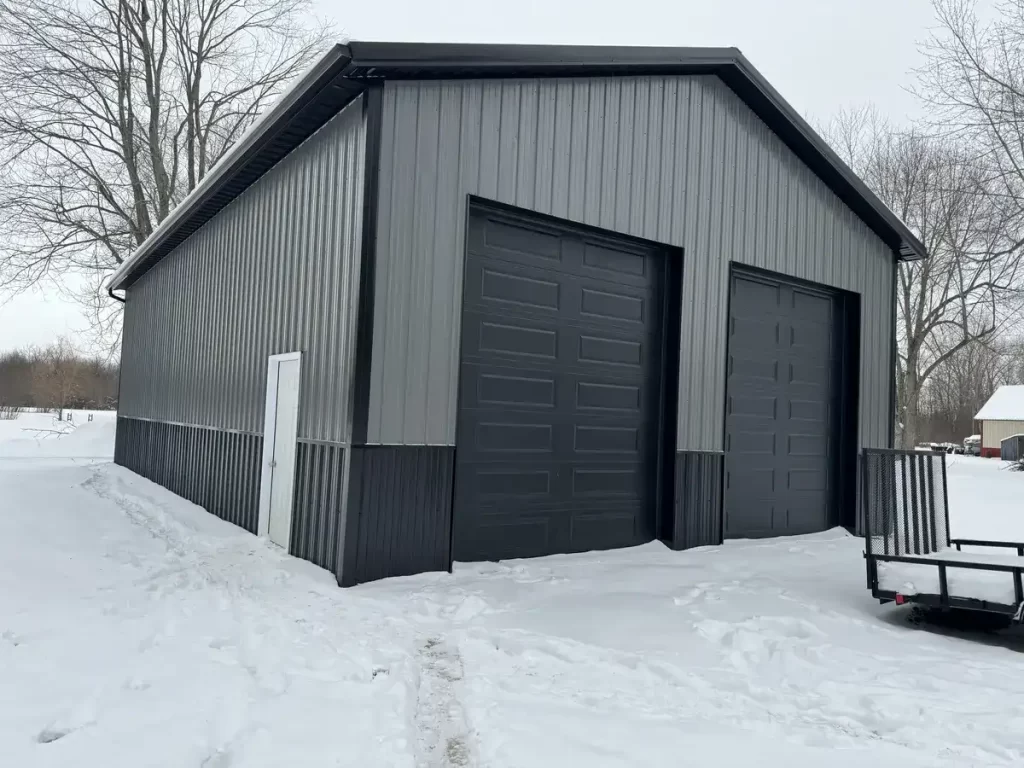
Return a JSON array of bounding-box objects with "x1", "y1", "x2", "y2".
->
[{"x1": 0, "y1": 0, "x2": 938, "y2": 353}]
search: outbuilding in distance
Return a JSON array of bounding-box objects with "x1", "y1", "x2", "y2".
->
[
  {"x1": 109, "y1": 42, "x2": 927, "y2": 586},
  {"x1": 975, "y1": 385, "x2": 1024, "y2": 458}
]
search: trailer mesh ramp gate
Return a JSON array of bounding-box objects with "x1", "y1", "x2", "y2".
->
[{"x1": 862, "y1": 449, "x2": 1024, "y2": 621}]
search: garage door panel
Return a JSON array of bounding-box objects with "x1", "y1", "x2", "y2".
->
[
  {"x1": 789, "y1": 360, "x2": 830, "y2": 387},
  {"x1": 468, "y1": 368, "x2": 558, "y2": 410},
  {"x1": 727, "y1": 466, "x2": 775, "y2": 493},
  {"x1": 571, "y1": 512, "x2": 644, "y2": 550},
  {"x1": 461, "y1": 312, "x2": 660, "y2": 377},
  {"x1": 454, "y1": 207, "x2": 666, "y2": 563},
  {"x1": 459, "y1": 362, "x2": 647, "y2": 416},
  {"x1": 464, "y1": 257, "x2": 657, "y2": 330},
  {"x1": 467, "y1": 504, "x2": 650, "y2": 562},
  {"x1": 471, "y1": 516, "x2": 555, "y2": 561},
  {"x1": 457, "y1": 413, "x2": 650, "y2": 462},
  {"x1": 731, "y1": 275, "x2": 782, "y2": 314},
  {"x1": 789, "y1": 324, "x2": 834, "y2": 357},
  {"x1": 582, "y1": 239, "x2": 648, "y2": 273},
  {"x1": 576, "y1": 379, "x2": 643, "y2": 412},
  {"x1": 472, "y1": 421, "x2": 554, "y2": 453},
  {"x1": 788, "y1": 398, "x2": 828, "y2": 423},
  {"x1": 475, "y1": 318, "x2": 559, "y2": 361},
  {"x1": 725, "y1": 504, "x2": 778, "y2": 538},
  {"x1": 728, "y1": 394, "x2": 778, "y2": 419},
  {"x1": 478, "y1": 263, "x2": 562, "y2": 312},
  {"x1": 787, "y1": 433, "x2": 828, "y2": 457},
  {"x1": 730, "y1": 316, "x2": 780, "y2": 349},
  {"x1": 469, "y1": 210, "x2": 656, "y2": 287},
  {"x1": 790, "y1": 288, "x2": 833, "y2": 324},
  {"x1": 725, "y1": 272, "x2": 840, "y2": 539},
  {"x1": 578, "y1": 333, "x2": 644, "y2": 367},
  {"x1": 729, "y1": 356, "x2": 779, "y2": 384},
  {"x1": 571, "y1": 464, "x2": 646, "y2": 497},
  {"x1": 465, "y1": 466, "x2": 553, "y2": 499},
  {"x1": 470, "y1": 211, "x2": 564, "y2": 265},
  {"x1": 457, "y1": 460, "x2": 649, "y2": 506},
  {"x1": 787, "y1": 467, "x2": 828, "y2": 491},
  {"x1": 726, "y1": 430, "x2": 776, "y2": 456},
  {"x1": 574, "y1": 424, "x2": 641, "y2": 453}
]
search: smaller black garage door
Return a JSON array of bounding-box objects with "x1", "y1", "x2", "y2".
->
[
  {"x1": 452, "y1": 205, "x2": 669, "y2": 563},
  {"x1": 724, "y1": 270, "x2": 844, "y2": 538}
]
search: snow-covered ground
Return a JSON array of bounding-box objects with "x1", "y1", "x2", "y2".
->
[
  {"x1": 2, "y1": 414, "x2": 1023, "y2": 767},
  {"x1": 0, "y1": 410, "x2": 116, "y2": 460}
]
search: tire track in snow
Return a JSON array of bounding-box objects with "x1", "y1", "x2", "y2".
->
[{"x1": 414, "y1": 636, "x2": 473, "y2": 768}]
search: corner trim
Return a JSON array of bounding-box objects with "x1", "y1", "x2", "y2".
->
[
  {"x1": 889, "y1": 255, "x2": 899, "y2": 448},
  {"x1": 350, "y1": 86, "x2": 384, "y2": 447}
]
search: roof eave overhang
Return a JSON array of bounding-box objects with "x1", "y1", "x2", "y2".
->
[
  {"x1": 110, "y1": 44, "x2": 361, "y2": 291},
  {"x1": 110, "y1": 42, "x2": 925, "y2": 292}
]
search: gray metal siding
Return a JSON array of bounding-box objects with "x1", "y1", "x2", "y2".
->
[
  {"x1": 119, "y1": 96, "x2": 367, "y2": 443},
  {"x1": 368, "y1": 76, "x2": 895, "y2": 452}
]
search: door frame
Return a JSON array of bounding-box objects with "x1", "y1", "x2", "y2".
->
[
  {"x1": 449, "y1": 196, "x2": 682, "y2": 562},
  {"x1": 721, "y1": 263, "x2": 860, "y2": 537},
  {"x1": 257, "y1": 351, "x2": 303, "y2": 541}
]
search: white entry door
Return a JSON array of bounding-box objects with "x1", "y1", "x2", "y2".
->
[{"x1": 258, "y1": 352, "x2": 302, "y2": 549}]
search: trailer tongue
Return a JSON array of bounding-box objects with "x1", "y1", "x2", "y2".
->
[{"x1": 862, "y1": 449, "x2": 1024, "y2": 622}]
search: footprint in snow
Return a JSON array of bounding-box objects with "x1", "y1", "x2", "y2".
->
[
  {"x1": 37, "y1": 726, "x2": 72, "y2": 744},
  {"x1": 202, "y1": 748, "x2": 234, "y2": 768},
  {"x1": 2, "y1": 630, "x2": 22, "y2": 647}
]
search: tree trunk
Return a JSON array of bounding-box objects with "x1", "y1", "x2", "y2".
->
[{"x1": 900, "y1": 369, "x2": 921, "y2": 449}]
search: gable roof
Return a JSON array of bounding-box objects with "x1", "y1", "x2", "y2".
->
[
  {"x1": 975, "y1": 385, "x2": 1024, "y2": 421},
  {"x1": 109, "y1": 42, "x2": 928, "y2": 292}
]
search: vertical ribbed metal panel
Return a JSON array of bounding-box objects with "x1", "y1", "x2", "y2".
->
[
  {"x1": 672, "y1": 451, "x2": 724, "y2": 550},
  {"x1": 368, "y1": 76, "x2": 895, "y2": 452},
  {"x1": 118, "y1": 96, "x2": 366, "y2": 444},
  {"x1": 290, "y1": 441, "x2": 346, "y2": 572},
  {"x1": 341, "y1": 446, "x2": 455, "y2": 586},
  {"x1": 114, "y1": 417, "x2": 262, "y2": 533}
]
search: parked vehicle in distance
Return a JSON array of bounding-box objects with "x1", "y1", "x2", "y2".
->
[{"x1": 964, "y1": 435, "x2": 982, "y2": 456}]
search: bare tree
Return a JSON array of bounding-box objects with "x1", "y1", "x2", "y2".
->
[
  {"x1": 33, "y1": 338, "x2": 86, "y2": 418},
  {"x1": 0, "y1": 343, "x2": 119, "y2": 410},
  {"x1": 824, "y1": 112, "x2": 1024, "y2": 447},
  {"x1": 918, "y1": 0, "x2": 1024, "y2": 228},
  {"x1": 0, "y1": 0, "x2": 331, "y2": 347},
  {"x1": 0, "y1": 349, "x2": 36, "y2": 408},
  {"x1": 919, "y1": 336, "x2": 1007, "y2": 441}
]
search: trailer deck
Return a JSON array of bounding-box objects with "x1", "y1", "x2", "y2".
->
[{"x1": 863, "y1": 449, "x2": 1024, "y2": 622}]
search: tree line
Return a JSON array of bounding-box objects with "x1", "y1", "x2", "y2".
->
[{"x1": 0, "y1": 338, "x2": 118, "y2": 412}]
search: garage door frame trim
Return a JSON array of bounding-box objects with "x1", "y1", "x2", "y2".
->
[{"x1": 449, "y1": 195, "x2": 684, "y2": 563}]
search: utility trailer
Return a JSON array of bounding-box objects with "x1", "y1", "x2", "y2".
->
[{"x1": 862, "y1": 448, "x2": 1024, "y2": 623}]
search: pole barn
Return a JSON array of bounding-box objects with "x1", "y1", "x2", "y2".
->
[{"x1": 110, "y1": 43, "x2": 926, "y2": 586}]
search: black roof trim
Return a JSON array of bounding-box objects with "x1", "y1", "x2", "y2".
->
[{"x1": 111, "y1": 42, "x2": 924, "y2": 290}]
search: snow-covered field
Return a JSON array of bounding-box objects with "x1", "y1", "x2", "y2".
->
[{"x1": 2, "y1": 414, "x2": 1023, "y2": 767}]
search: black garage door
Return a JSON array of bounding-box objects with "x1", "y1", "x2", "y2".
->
[
  {"x1": 724, "y1": 270, "x2": 841, "y2": 538},
  {"x1": 452, "y1": 206, "x2": 667, "y2": 562}
]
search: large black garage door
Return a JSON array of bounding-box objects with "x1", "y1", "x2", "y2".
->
[
  {"x1": 452, "y1": 206, "x2": 667, "y2": 562},
  {"x1": 724, "y1": 270, "x2": 842, "y2": 538}
]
